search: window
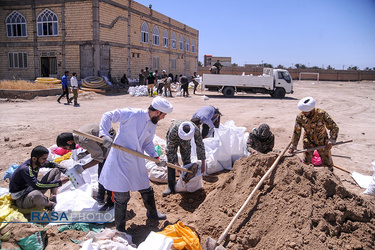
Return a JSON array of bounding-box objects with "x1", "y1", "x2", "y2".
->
[
  {"x1": 185, "y1": 60, "x2": 190, "y2": 70},
  {"x1": 179, "y1": 34, "x2": 183, "y2": 51},
  {"x1": 6, "y1": 11, "x2": 27, "y2": 37},
  {"x1": 185, "y1": 37, "x2": 190, "y2": 52},
  {"x1": 171, "y1": 58, "x2": 176, "y2": 70},
  {"x1": 163, "y1": 29, "x2": 169, "y2": 48},
  {"x1": 141, "y1": 22, "x2": 149, "y2": 43},
  {"x1": 8, "y1": 52, "x2": 28, "y2": 68},
  {"x1": 153, "y1": 56, "x2": 159, "y2": 69},
  {"x1": 37, "y1": 9, "x2": 58, "y2": 36},
  {"x1": 192, "y1": 39, "x2": 195, "y2": 53},
  {"x1": 171, "y1": 32, "x2": 177, "y2": 49},
  {"x1": 152, "y1": 26, "x2": 159, "y2": 46}
]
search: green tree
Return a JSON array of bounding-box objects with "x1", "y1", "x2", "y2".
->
[
  {"x1": 198, "y1": 61, "x2": 203, "y2": 67},
  {"x1": 347, "y1": 66, "x2": 358, "y2": 70},
  {"x1": 311, "y1": 66, "x2": 320, "y2": 69},
  {"x1": 231, "y1": 63, "x2": 238, "y2": 66},
  {"x1": 262, "y1": 63, "x2": 273, "y2": 68},
  {"x1": 276, "y1": 65, "x2": 284, "y2": 69},
  {"x1": 300, "y1": 64, "x2": 307, "y2": 69},
  {"x1": 327, "y1": 65, "x2": 334, "y2": 70}
]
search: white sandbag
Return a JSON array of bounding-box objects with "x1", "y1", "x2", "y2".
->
[
  {"x1": 214, "y1": 125, "x2": 232, "y2": 170},
  {"x1": 363, "y1": 172, "x2": 375, "y2": 196},
  {"x1": 138, "y1": 231, "x2": 174, "y2": 250},
  {"x1": 81, "y1": 229, "x2": 135, "y2": 250},
  {"x1": 175, "y1": 162, "x2": 203, "y2": 193},
  {"x1": 149, "y1": 165, "x2": 168, "y2": 184},
  {"x1": 203, "y1": 137, "x2": 224, "y2": 174}
]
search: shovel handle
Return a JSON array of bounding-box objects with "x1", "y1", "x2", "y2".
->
[
  {"x1": 293, "y1": 140, "x2": 353, "y2": 154},
  {"x1": 217, "y1": 141, "x2": 292, "y2": 245},
  {"x1": 73, "y1": 130, "x2": 191, "y2": 173}
]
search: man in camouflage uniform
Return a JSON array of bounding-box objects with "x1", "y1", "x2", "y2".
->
[
  {"x1": 163, "y1": 120, "x2": 206, "y2": 196},
  {"x1": 288, "y1": 97, "x2": 339, "y2": 171},
  {"x1": 247, "y1": 124, "x2": 274, "y2": 154}
]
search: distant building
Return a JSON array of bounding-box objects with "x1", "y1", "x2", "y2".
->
[
  {"x1": 0, "y1": 0, "x2": 199, "y2": 80},
  {"x1": 204, "y1": 55, "x2": 231, "y2": 67},
  {"x1": 244, "y1": 64, "x2": 261, "y2": 68}
]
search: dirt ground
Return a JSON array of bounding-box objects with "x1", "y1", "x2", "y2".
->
[{"x1": 0, "y1": 80, "x2": 374, "y2": 249}]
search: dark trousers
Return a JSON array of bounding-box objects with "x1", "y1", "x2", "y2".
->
[
  {"x1": 182, "y1": 84, "x2": 189, "y2": 97},
  {"x1": 57, "y1": 86, "x2": 70, "y2": 103},
  {"x1": 97, "y1": 161, "x2": 113, "y2": 205}
]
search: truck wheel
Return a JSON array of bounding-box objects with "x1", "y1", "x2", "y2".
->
[
  {"x1": 272, "y1": 88, "x2": 286, "y2": 98},
  {"x1": 223, "y1": 87, "x2": 235, "y2": 97}
]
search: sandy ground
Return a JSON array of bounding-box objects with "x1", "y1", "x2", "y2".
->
[{"x1": 0, "y1": 80, "x2": 374, "y2": 249}]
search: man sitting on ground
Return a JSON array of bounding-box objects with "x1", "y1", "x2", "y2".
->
[{"x1": 9, "y1": 146, "x2": 69, "y2": 210}]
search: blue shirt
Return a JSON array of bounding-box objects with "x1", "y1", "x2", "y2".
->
[{"x1": 61, "y1": 75, "x2": 68, "y2": 88}]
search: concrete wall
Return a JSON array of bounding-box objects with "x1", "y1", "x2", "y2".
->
[{"x1": 198, "y1": 67, "x2": 375, "y2": 81}]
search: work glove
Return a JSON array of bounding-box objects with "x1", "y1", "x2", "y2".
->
[
  {"x1": 102, "y1": 135, "x2": 113, "y2": 148},
  {"x1": 155, "y1": 158, "x2": 167, "y2": 167},
  {"x1": 73, "y1": 164, "x2": 84, "y2": 174}
]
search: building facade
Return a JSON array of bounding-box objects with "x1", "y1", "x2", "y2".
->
[{"x1": 0, "y1": 0, "x2": 199, "y2": 81}]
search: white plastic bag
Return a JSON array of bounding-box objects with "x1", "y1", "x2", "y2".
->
[
  {"x1": 175, "y1": 163, "x2": 203, "y2": 193},
  {"x1": 138, "y1": 231, "x2": 173, "y2": 250}
]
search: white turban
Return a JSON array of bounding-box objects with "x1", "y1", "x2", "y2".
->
[
  {"x1": 298, "y1": 96, "x2": 315, "y2": 112},
  {"x1": 151, "y1": 97, "x2": 173, "y2": 113},
  {"x1": 178, "y1": 121, "x2": 195, "y2": 140}
]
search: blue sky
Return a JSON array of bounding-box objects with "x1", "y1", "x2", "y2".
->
[{"x1": 134, "y1": 0, "x2": 375, "y2": 70}]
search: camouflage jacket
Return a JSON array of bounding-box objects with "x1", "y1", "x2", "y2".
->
[
  {"x1": 166, "y1": 120, "x2": 206, "y2": 165},
  {"x1": 247, "y1": 132, "x2": 274, "y2": 154},
  {"x1": 291, "y1": 108, "x2": 339, "y2": 148}
]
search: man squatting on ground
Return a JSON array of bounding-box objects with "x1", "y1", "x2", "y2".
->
[
  {"x1": 288, "y1": 97, "x2": 339, "y2": 171},
  {"x1": 192, "y1": 105, "x2": 222, "y2": 139},
  {"x1": 9, "y1": 146, "x2": 69, "y2": 210},
  {"x1": 98, "y1": 96, "x2": 173, "y2": 232},
  {"x1": 162, "y1": 120, "x2": 206, "y2": 196},
  {"x1": 56, "y1": 123, "x2": 116, "y2": 211},
  {"x1": 247, "y1": 123, "x2": 275, "y2": 154}
]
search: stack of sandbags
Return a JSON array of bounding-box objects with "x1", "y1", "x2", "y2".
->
[
  {"x1": 34, "y1": 77, "x2": 61, "y2": 84},
  {"x1": 82, "y1": 76, "x2": 107, "y2": 89}
]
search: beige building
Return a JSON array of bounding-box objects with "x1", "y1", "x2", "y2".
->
[{"x1": 0, "y1": 0, "x2": 199, "y2": 81}]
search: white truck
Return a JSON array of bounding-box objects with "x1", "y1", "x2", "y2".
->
[{"x1": 201, "y1": 68, "x2": 293, "y2": 98}]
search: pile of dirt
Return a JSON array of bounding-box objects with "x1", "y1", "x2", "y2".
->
[{"x1": 187, "y1": 154, "x2": 375, "y2": 249}]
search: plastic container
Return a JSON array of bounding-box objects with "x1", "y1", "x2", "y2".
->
[{"x1": 66, "y1": 167, "x2": 85, "y2": 188}]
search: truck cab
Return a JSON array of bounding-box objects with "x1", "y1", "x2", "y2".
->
[{"x1": 268, "y1": 68, "x2": 293, "y2": 98}]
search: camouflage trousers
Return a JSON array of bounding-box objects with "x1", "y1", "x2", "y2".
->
[{"x1": 303, "y1": 138, "x2": 333, "y2": 168}]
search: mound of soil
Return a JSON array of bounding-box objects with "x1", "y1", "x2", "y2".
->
[{"x1": 189, "y1": 154, "x2": 375, "y2": 250}]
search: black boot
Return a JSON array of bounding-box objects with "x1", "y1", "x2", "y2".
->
[
  {"x1": 162, "y1": 167, "x2": 176, "y2": 196},
  {"x1": 140, "y1": 187, "x2": 166, "y2": 220},
  {"x1": 114, "y1": 192, "x2": 130, "y2": 232}
]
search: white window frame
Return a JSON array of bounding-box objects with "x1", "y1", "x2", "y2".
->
[
  {"x1": 6, "y1": 11, "x2": 27, "y2": 37},
  {"x1": 163, "y1": 29, "x2": 169, "y2": 48},
  {"x1": 8, "y1": 52, "x2": 28, "y2": 69},
  {"x1": 152, "y1": 26, "x2": 159, "y2": 46},
  {"x1": 186, "y1": 37, "x2": 190, "y2": 52},
  {"x1": 171, "y1": 32, "x2": 177, "y2": 49},
  {"x1": 37, "y1": 9, "x2": 59, "y2": 37},
  {"x1": 192, "y1": 39, "x2": 195, "y2": 53},
  {"x1": 179, "y1": 34, "x2": 184, "y2": 51},
  {"x1": 171, "y1": 58, "x2": 177, "y2": 70},
  {"x1": 141, "y1": 22, "x2": 149, "y2": 44}
]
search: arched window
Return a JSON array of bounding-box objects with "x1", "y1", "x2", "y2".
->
[
  {"x1": 152, "y1": 26, "x2": 159, "y2": 46},
  {"x1": 192, "y1": 39, "x2": 196, "y2": 53},
  {"x1": 185, "y1": 37, "x2": 190, "y2": 52},
  {"x1": 163, "y1": 29, "x2": 169, "y2": 48},
  {"x1": 6, "y1": 11, "x2": 27, "y2": 37},
  {"x1": 37, "y1": 9, "x2": 58, "y2": 36},
  {"x1": 141, "y1": 22, "x2": 149, "y2": 43},
  {"x1": 171, "y1": 32, "x2": 177, "y2": 49},
  {"x1": 179, "y1": 34, "x2": 183, "y2": 51}
]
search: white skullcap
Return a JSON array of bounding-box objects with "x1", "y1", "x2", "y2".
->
[
  {"x1": 178, "y1": 121, "x2": 195, "y2": 140},
  {"x1": 151, "y1": 96, "x2": 173, "y2": 113},
  {"x1": 162, "y1": 70, "x2": 166, "y2": 73},
  {"x1": 298, "y1": 97, "x2": 315, "y2": 112}
]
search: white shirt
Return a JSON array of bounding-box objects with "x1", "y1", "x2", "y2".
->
[
  {"x1": 70, "y1": 76, "x2": 78, "y2": 88},
  {"x1": 99, "y1": 108, "x2": 158, "y2": 192}
]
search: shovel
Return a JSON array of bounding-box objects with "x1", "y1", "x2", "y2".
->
[
  {"x1": 73, "y1": 130, "x2": 191, "y2": 173},
  {"x1": 205, "y1": 141, "x2": 292, "y2": 250},
  {"x1": 292, "y1": 140, "x2": 352, "y2": 154}
]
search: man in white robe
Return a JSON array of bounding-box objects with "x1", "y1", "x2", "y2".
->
[{"x1": 99, "y1": 97, "x2": 173, "y2": 233}]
